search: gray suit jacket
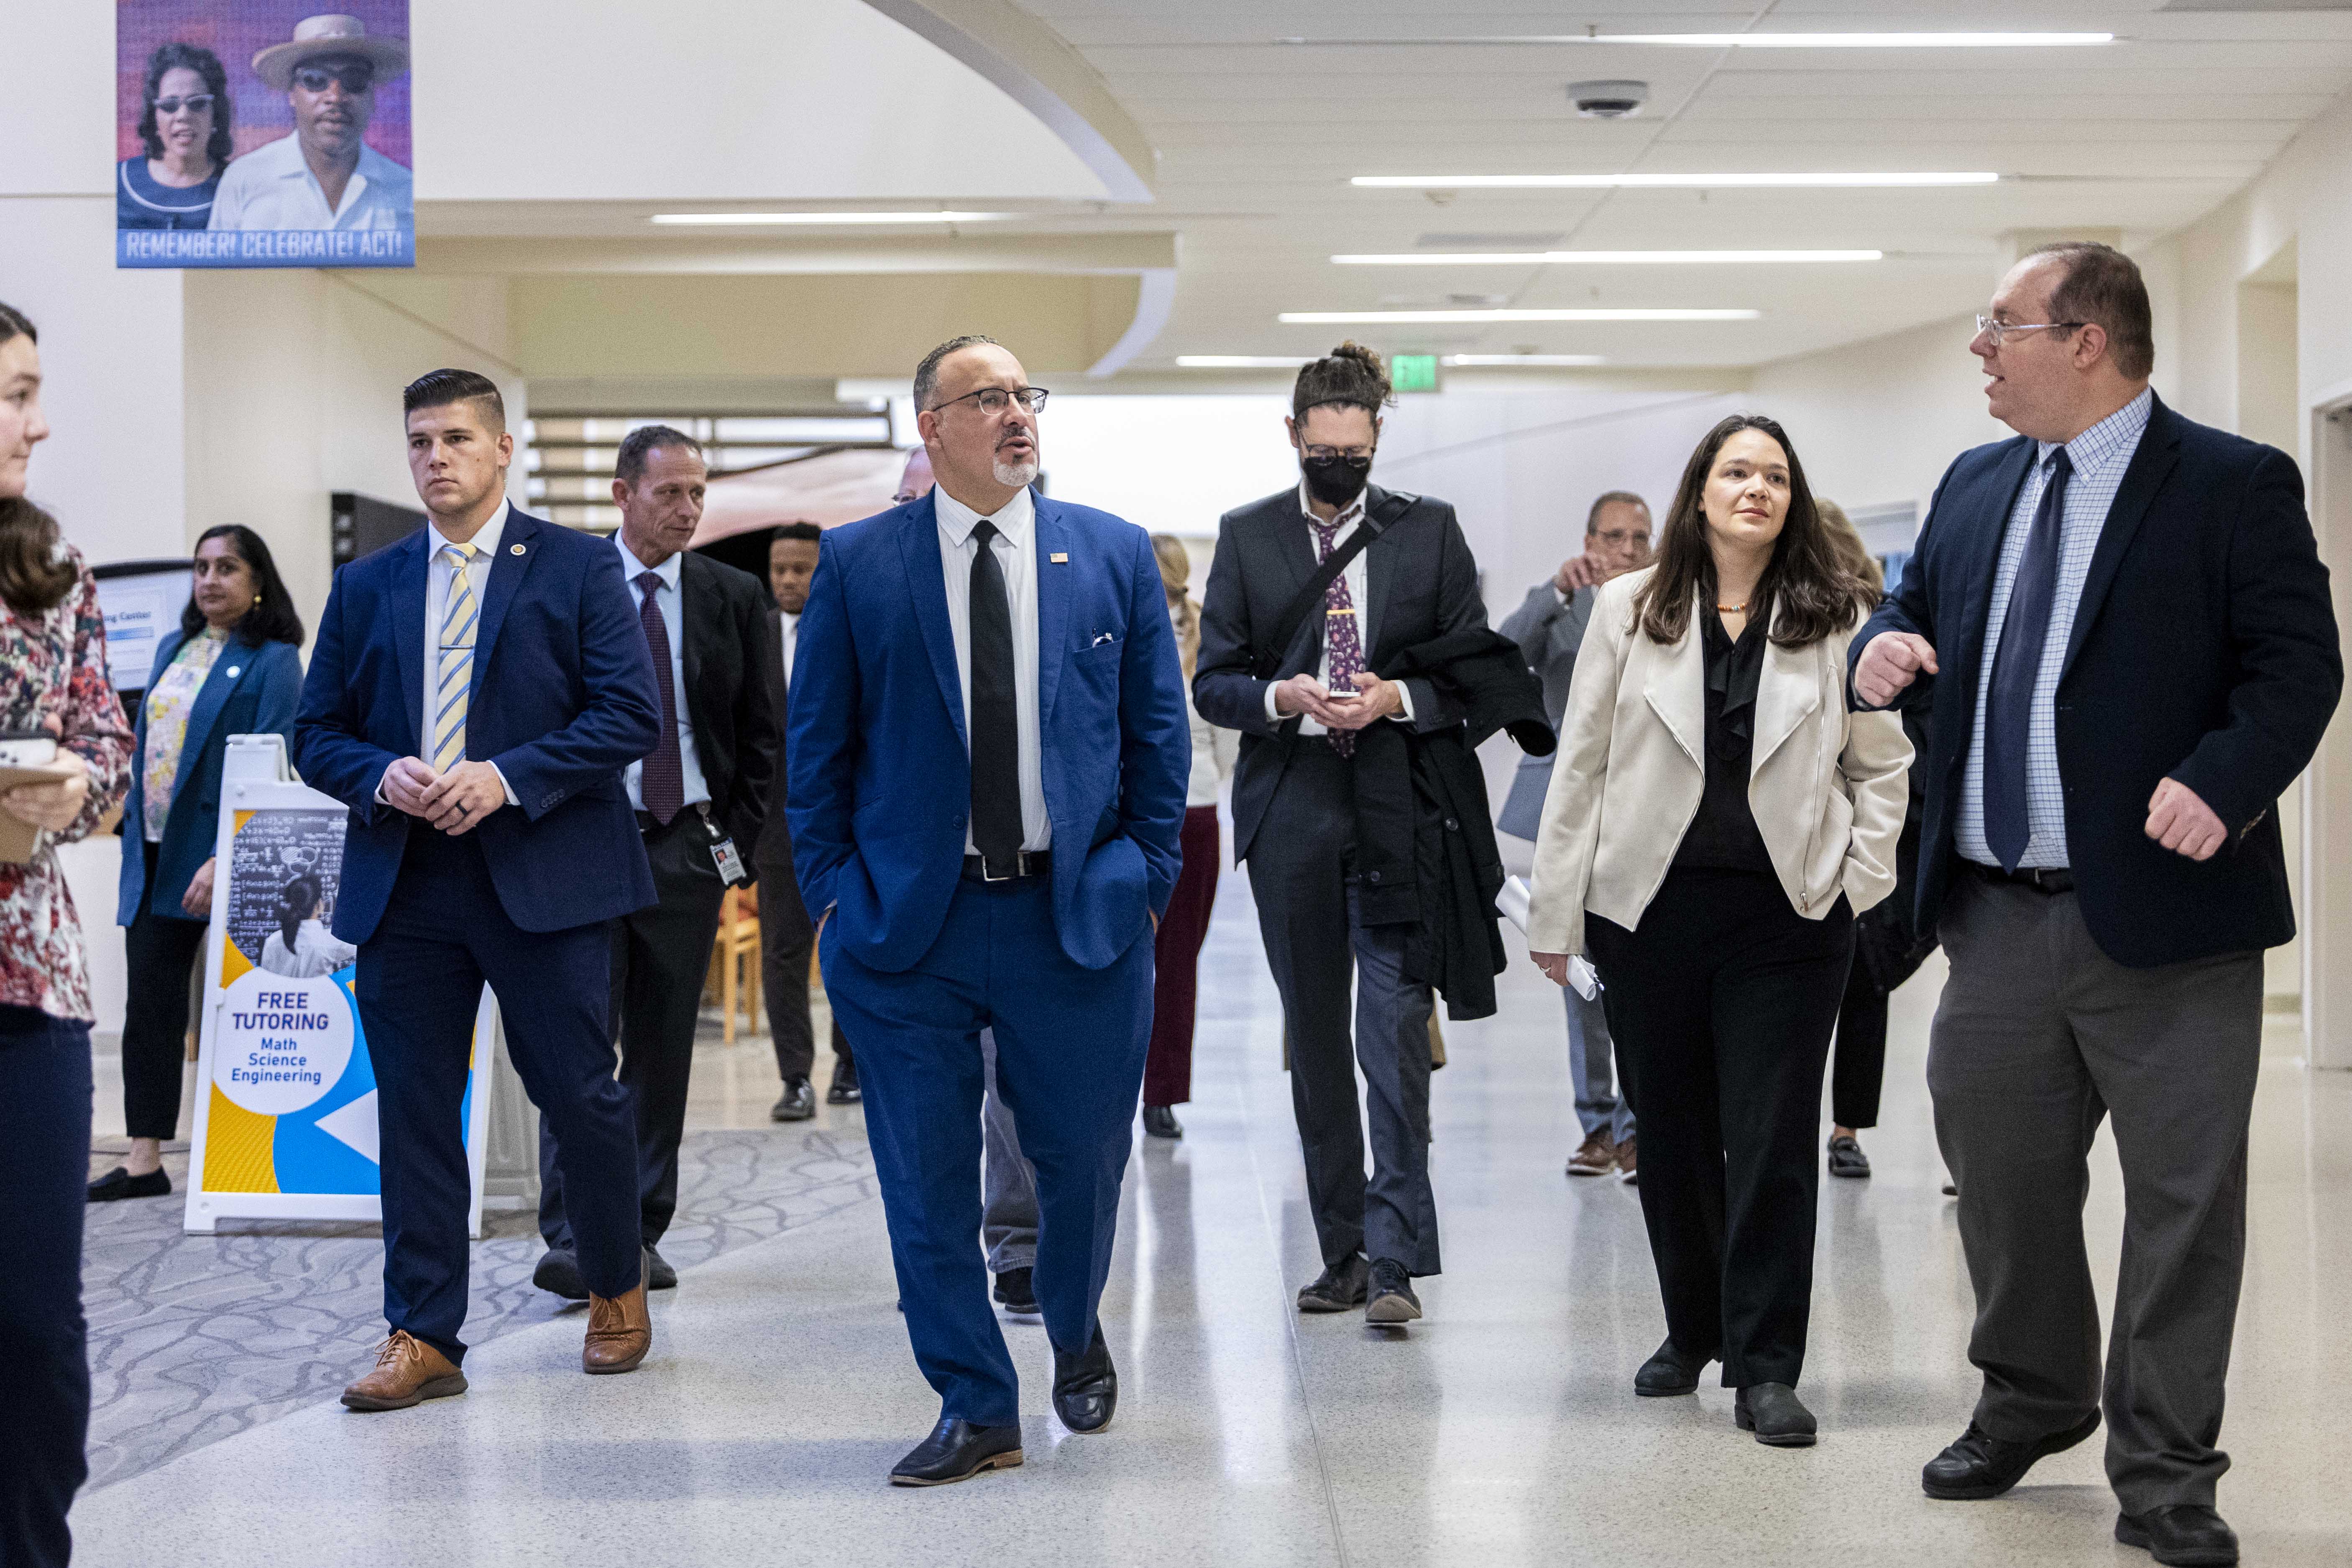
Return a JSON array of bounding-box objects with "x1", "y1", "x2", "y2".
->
[{"x1": 1495, "y1": 581, "x2": 1596, "y2": 839}]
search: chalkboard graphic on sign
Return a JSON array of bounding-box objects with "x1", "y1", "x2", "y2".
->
[{"x1": 225, "y1": 807, "x2": 354, "y2": 976}]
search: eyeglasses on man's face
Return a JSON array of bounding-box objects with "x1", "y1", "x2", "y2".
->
[
  {"x1": 293, "y1": 61, "x2": 375, "y2": 94},
  {"x1": 1300, "y1": 445, "x2": 1374, "y2": 465},
  {"x1": 1975, "y1": 314, "x2": 2084, "y2": 349},
  {"x1": 1593, "y1": 527, "x2": 1652, "y2": 550},
  {"x1": 932, "y1": 386, "x2": 1049, "y2": 417},
  {"x1": 155, "y1": 94, "x2": 216, "y2": 115}
]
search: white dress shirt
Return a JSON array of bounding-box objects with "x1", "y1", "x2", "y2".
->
[
  {"x1": 375, "y1": 500, "x2": 518, "y2": 808},
  {"x1": 778, "y1": 609, "x2": 799, "y2": 687},
  {"x1": 612, "y1": 535, "x2": 712, "y2": 815},
  {"x1": 1262, "y1": 480, "x2": 1415, "y2": 732},
  {"x1": 933, "y1": 484, "x2": 1051, "y2": 853},
  {"x1": 207, "y1": 134, "x2": 413, "y2": 232}
]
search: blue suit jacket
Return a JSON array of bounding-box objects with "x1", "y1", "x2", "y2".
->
[
  {"x1": 786, "y1": 492, "x2": 1190, "y2": 972},
  {"x1": 1852, "y1": 394, "x2": 2340, "y2": 967},
  {"x1": 117, "y1": 631, "x2": 303, "y2": 924},
  {"x1": 293, "y1": 507, "x2": 662, "y2": 942}
]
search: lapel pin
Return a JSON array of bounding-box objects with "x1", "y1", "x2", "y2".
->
[
  {"x1": 1050, "y1": 552, "x2": 1069, "y2": 563},
  {"x1": 511, "y1": 543, "x2": 526, "y2": 555},
  {"x1": 225, "y1": 666, "x2": 241, "y2": 678}
]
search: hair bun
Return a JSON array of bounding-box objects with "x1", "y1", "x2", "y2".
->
[{"x1": 1293, "y1": 341, "x2": 1395, "y2": 421}]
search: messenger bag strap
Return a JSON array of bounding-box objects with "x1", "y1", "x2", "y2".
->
[{"x1": 1251, "y1": 492, "x2": 1415, "y2": 680}]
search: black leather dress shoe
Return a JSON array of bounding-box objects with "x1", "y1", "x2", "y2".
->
[
  {"x1": 1297, "y1": 1252, "x2": 1371, "y2": 1313},
  {"x1": 1365, "y1": 1258, "x2": 1422, "y2": 1324},
  {"x1": 643, "y1": 1244, "x2": 678, "y2": 1291},
  {"x1": 771, "y1": 1077, "x2": 815, "y2": 1122},
  {"x1": 87, "y1": 1166, "x2": 171, "y2": 1202},
  {"x1": 2116, "y1": 1504, "x2": 2239, "y2": 1566},
  {"x1": 1735, "y1": 1382, "x2": 1818, "y2": 1447},
  {"x1": 1141, "y1": 1104, "x2": 1183, "y2": 1140},
  {"x1": 992, "y1": 1266, "x2": 1042, "y2": 1322},
  {"x1": 1827, "y1": 1133, "x2": 1872, "y2": 1179},
  {"x1": 1921, "y1": 1410, "x2": 2101, "y2": 1499},
  {"x1": 890, "y1": 1417, "x2": 1024, "y2": 1486},
  {"x1": 1634, "y1": 1338, "x2": 1711, "y2": 1397},
  {"x1": 532, "y1": 1248, "x2": 590, "y2": 1301},
  {"x1": 828, "y1": 1064, "x2": 862, "y2": 1105},
  {"x1": 1052, "y1": 1324, "x2": 1117, "y2": 1434}
]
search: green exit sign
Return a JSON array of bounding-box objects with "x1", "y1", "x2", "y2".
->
[{"x1": 1391, "y1": 353, "x2": 1439, "y2": 393}]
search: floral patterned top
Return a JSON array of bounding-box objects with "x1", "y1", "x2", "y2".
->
[
  {"x1": 1, "y1": 547, "x2": 135, "y2": 1020},
  {"x1": 140, "y1": 627, "x2": 227, "y2": 841}
]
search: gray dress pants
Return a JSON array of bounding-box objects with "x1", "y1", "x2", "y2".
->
[
  {"x1": 1928, "y1": 870, "x2": 2262, "y2": 1513},
  {"x1": 980, "y1": 1027, "x2": 1038, "y2": 1274}
]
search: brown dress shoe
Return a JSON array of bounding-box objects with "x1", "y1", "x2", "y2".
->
[
  {"x1": 1565, "y1": 1131, "x2": 1617, "y2": 1177},
  {"x1": 342, "y1": 1331, "x2": 468, "y2": 1412},
  {"x1": 584, "y1": 1282, "x2": 652, "y2": 1374},
  {"x1": 1616, "y1": 1136, "x2": 1639, "y2": 1185}
]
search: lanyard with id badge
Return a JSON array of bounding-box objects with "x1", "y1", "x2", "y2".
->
[{"x1": 694, "y1": 803, "x2": 751, "y2": 887}]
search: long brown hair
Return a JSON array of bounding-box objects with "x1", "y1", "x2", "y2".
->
[
  {"x1": 0, "y1": 301, "x2": 74, "y2": 619},
  {"x1": 1813, "y1": 498, "x2": 1885, "y2": 593},
  {"x1": 1151, "y1": 533, "x2": 1200, "y2": 681},
  {"x1": 1631, "y1": 414, "x2": 1878, "y2": 648}
]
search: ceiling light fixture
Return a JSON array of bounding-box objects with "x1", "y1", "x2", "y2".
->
[
  {"x1": 1174, "y1": 356, "x2": 1311, "y2": 368},
  {"x1": 1351, "y1": 173, "x2": 1997, "y2": 189},
  {"x1": 1279, "y1": 32, "x2": 2112, "y2": 49},
  {"x1": 648, "y1": 210, "x2": 1008, "y2": 225},
  {"x1": 1442, "y1": 355, "x2": 1607, "y2": 367},
  {"x1": 1333, "y1": 249, "x2": 1882, "y2": 266},
  {"x1": 1280, "y1": 309, "x2": 1759, "y2": 324}
]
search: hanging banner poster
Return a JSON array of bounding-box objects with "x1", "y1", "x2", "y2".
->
[
  {"x1": 117, "y1": 2, "x2": 415, "y2": 269},
  {"x1": 184, "y1": 738, "x2": 493, "y2": 1233}
]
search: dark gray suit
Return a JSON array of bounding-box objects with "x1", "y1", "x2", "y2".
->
[
  {"x1": 1496, "y1": 581, "x2": 1631, "y2": 1149},
  {"x1": 1195, "y1": 482, "x2": 1485, "y2": 1276}
]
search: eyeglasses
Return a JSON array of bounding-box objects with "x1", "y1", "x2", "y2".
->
[
  {"x1": 293, "y1": 61, "x2": 375, "y2": 94},
  {"x1": 1301, "y1": 445, "x2": 1374, "y2": 464},
  {"x1": 931, "y1": 386, "x2": 1049, "y2": 416},
  {"x1": 1593, "y1": 528, "x2": 1652, "y2": 549},
  {"x1": 154, "y1": 94, "x2": 216, "y2": 115},
  {"x1": 1975, "y1": 314, "x2": 2083, "y2": 348}
]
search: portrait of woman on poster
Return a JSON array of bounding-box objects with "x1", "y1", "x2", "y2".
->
[
  {"x1": 117, "y1": 42, "x2": 234, "y2": 232},
  {"x1": 259, "y1": 872, "x2": 356, "y2": 980}
]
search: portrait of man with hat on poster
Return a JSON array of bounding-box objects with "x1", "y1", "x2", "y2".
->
[{"x1": 207, "y1": 10, "x2": 412, "y2": 238}]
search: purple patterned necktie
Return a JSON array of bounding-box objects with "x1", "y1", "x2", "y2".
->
[
  {"x1": 1311, "y1": 514, "x2": 1364, "y2": 758},
  {"x1": 635, "y1": 571, "x2": 685, "y2": 824}
]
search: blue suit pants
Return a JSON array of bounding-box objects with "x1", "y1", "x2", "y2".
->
[
  {"x1": 355, "y1": 830, "x2": 641, "y2": 1362},
  {"x1": 823, "y1": 875, "x2": 1151, "y2": 1428}
]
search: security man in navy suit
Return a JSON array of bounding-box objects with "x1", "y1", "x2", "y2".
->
[
  {"x1": 1852, "y1": 244, "x2": 2339, "y2": 1565},
  {"x1": 294, "y1": 369, "x2": 664, "y2": 1410},
  {"x1": 789, "y1": 335, "x2": 1189, "y2": 1486}
]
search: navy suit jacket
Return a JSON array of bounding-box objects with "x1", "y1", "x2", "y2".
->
[
  {"x1": 785, "y1": 492, "x2": 1190, "y2": 973},
  {"x1": 118, "y1": 631, "x2": 303, "y2": 923},
  {"x1": 293, "y1": 506, "x2": 662, "y2": 942},
  {"x1": 1853, "y1": 394, "x2": 2340, "y2": 968}
]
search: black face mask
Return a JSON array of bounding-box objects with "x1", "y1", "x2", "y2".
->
[{"x1": 1300, "y1": 451, "x2": 1372, "y2": 509}]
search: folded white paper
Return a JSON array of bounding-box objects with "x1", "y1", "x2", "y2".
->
[{"x1": 1496, "y1": 875, "x2": 1603, "y2": 999}]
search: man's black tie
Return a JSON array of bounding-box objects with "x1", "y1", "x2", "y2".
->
[
  {"x1": 1984, "y1": 446, "x2": 2071, "y2": 872},
  {"x1": 968, "y1": 519, "x2": 1023, "y2": 873}
]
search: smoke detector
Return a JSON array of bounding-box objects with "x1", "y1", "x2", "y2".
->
[{"x1": 1567, "y1": 79, "x2": 1649, "y2": 118}]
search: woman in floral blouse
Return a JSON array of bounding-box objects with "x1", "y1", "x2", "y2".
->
[{"x1": 0, "y1": 301, "x2": 133, "y2": 1568}]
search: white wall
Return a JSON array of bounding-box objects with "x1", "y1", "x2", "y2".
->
[{"x1": 1041, "y1": 394, "x2": 1296, "y2": 537}]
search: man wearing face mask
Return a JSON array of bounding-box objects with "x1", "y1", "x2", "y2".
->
[{"x1": 1194, "y1": 342, "x2": 1489, "y2": 1325}]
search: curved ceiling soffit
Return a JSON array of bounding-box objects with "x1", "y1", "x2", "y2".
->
[
  {"x1": 856, "y1": 0, "x2": 1157, "y2": 206},
  {"x1": 1088, "y1": 269, "x2": 1176, "y2": 379}
]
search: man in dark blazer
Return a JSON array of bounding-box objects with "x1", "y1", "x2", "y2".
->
[
  {"x1": 295, "y1": 369, "x2": 664, "y2": 1409},
  {"x1": 534, "y1": 425, "x2": 777, "y2": 1299},
  {"x1": 1853, "y1": 243, "x2": 2339, "y2": 1565},
  {"x1": 790, "y1": 335, "x2": 1189, "y2": 1485},
  {"x1": 757, "y1": 518, "x2": 858, "y2": 1120},
  {"x1": 1194, "y1": 343, "x2": 1487, "y2": 1326}
]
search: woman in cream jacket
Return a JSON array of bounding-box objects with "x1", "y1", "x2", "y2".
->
[{"x1": 1527, "y1": 414, "x2": 1910, "y2": 1448}]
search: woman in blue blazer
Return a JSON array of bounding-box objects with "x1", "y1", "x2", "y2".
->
[{"x1": 89, "y1": 525, "x2": 304, "y2": 1201}]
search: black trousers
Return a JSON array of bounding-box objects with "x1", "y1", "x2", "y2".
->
[
  {"x1": 541, "y1": 814, "x2": 728, "y2": 1251},
  {"x1": 0, "y1": 1003, "x2": 92, "y2": 1568},
  {"x1": 757, "y1": 857, "x2": 854, "y2": 1085},
  {"x1": 1830, "y1": 953, "x2": 1887, "y2": 1130},
  {"x1": 119, "y1": 842, "x2": 208, "y2": 1140},
  {"x1": 1590, "y1": 866, "x2": 1853, "y2": 1388}
]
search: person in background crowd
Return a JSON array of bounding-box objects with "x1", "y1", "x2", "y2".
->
[
  {"x1": 535, "y1": 425, "x2": 777, "y2": 1301},
  {"x1": 789, "y1": 334, "x2": 1188, "y2": 1485},
  {"x1": 1498, "y1": 490, "x2": 1654, "y2": 1184},
  {"x1": 210, "y1": 13, "x2": 412, "y2": 233},
  {"x1": 295, "y1": 368, "x2": 662, "y2": 1410},
  {"x1": 1141, "y1": 533, "x2": 1235, "y2": 1140},
  {"x1": 1195, "y1": 343, "x2": 1488, "y2": 1325},
  {"x1": 0, "y1": 300, "x2": 135, "y2": 1568},
  {"x1": 91, "y1": 523, "x2": 304, "y2": 1202},
  {"x1": 1855, "y1": 241, "x2": 2341, "y2": 1567},
  {"x1": 759, "y1": 517, "x2": 858, "y2": 1119},
  {"x1": 1527, "y1": 414, "x2": 1909, "y2": 1449},
  {"x1": 258, "y1": 873, "x2": 357, "y2": 979},
  {"x1": 118, "y1": 42, "x2": 233, "y2": 231}
]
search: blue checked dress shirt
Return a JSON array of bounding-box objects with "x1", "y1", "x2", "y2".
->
[{"x1": 1956, "y1": 388, "x2": 2153, "y2": 868}]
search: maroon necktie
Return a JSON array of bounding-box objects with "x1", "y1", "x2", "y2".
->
[
  {"x1": 635, "y1": 571, "x2": 684, "y2": 824},
  {"x1": 1311, "y1": 516, "x2": 1365, "y2": 758}
]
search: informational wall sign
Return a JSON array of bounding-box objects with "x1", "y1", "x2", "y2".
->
[
  {"x1": 117, "y1": 2, "x2": 415, "y2": 270},
  {"x1": 90, "y1": 561, "x2": 194, "y2": 692}
]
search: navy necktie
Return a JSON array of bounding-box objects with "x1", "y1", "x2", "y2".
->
[
  {"x1": 1984, "y1": 447, "x2": 2071, "y2": 871},
  {"x1": 967, "y1": 521, "x2": 1023, "y2": 871},
  {"x1": 636, "y1": 571, "x2": 685, "y2": 825}
]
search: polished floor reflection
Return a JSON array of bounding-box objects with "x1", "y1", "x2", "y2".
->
[{"x1": 72, "y1": 866, "x2": 2352, "y2": 1566}]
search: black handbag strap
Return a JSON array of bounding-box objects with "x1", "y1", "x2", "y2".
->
[{"x1": 1252, "y1": 491, "x2": 1416, "y2": 680}]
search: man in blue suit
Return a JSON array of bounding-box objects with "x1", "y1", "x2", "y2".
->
[
  {"x1": 1853, "y1": 245, "x2": 2339, "y2": 1566},
  {"x1": 790, "y1": 335, "x2": 1189, "y2": 1486},
  {"x1": 294, "y1": 369, "x2": 664, "y2": 1410}
]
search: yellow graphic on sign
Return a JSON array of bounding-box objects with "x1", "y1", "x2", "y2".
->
[{"x1": 200, "y1": 1083, "x2": 280, "y2": 1193}]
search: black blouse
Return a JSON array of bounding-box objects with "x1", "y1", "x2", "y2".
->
[{"x1": 1672, "y1": 608, "x2": 1777, "y2": 875}]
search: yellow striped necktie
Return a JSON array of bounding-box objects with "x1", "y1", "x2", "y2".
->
[{"x1": 431, "y1": 542, "x2": 478, "y2": 772}]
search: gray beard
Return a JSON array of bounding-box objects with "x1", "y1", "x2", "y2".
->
[{"x1": 992, "y1": 456, "x2": 1039, "y2": 490}]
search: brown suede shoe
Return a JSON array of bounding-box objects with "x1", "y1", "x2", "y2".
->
[
  {"x1": 1616, "y1": 1136, "x2": 1639, "y2": 1185},
  {"x1": 583, "y1": 1282, "x2": 652, "y2": 1374},
  {"x1": 1565, "y1": 1131, "x2": 1617, "y2": 1178},
  {"x1": 342, "y1": 1331, "x2": 467, "y2": 1412}
]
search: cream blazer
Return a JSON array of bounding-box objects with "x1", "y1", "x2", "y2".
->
[{"x1": 1525, "y1": 568, "x2": 1912, "y2": 958}]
